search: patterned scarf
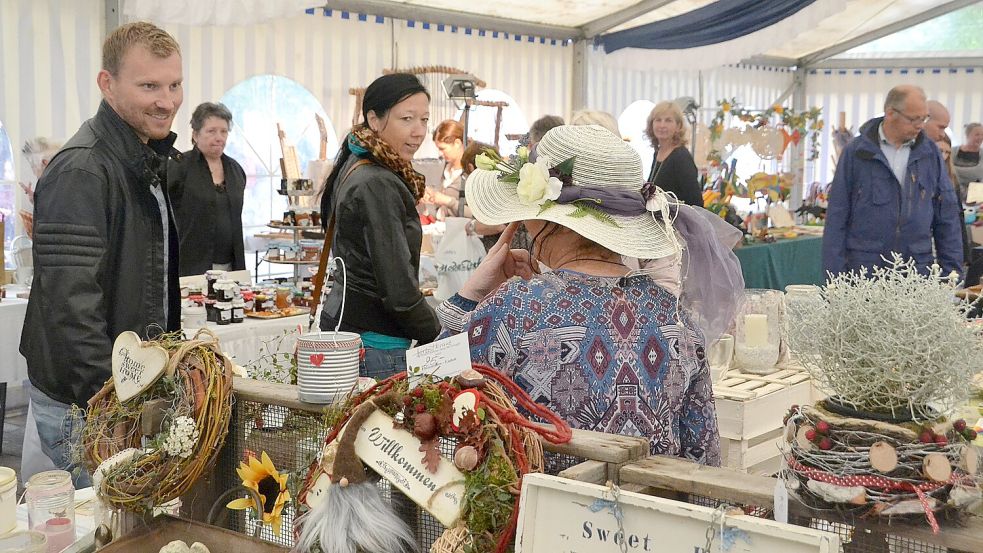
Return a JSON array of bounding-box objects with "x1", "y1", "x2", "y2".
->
[{"x1": 348, "y1": 125, "x2": 426, "y2": 200}]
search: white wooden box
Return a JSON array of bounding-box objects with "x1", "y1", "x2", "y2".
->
[{"x1": 713, "y1": 367, "x2": 814, "y2": 474}]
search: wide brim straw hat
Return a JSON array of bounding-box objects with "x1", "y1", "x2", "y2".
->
[{"x1": 465, "y1": 124, "x2": 678, "y2": 260}]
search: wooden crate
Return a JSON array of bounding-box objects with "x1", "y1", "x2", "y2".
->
[
  {"x1": 719, "y1": 426, "x2": 784, "y2": 475},
  {"x1": 713, "y1": 367, "x2": 812, "y2": 473}
]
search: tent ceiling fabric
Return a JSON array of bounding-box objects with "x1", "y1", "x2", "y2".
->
[
  {"x1": 593, "y1": 0, "x2": 846, "y2": 71},
  {"x1": 764, "y1": 0, "x2": 964, "y2": 61},
  {"x1": 124, "y1": 0, "x2": 323, "y2": 26},
  {"x1": 126, "y1": 0, "x2": 974, "y2": 66},
  {"x1": 599, "y1": 0, "x2": 817, "y2": 53},
  {"x1": 383, "y1": 0, "x2": 640, "y2": 27}
]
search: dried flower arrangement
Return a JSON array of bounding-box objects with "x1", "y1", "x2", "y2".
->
[
  {"x1": 786, "y1": 254, "x2": 978, "y2": 420},
  {"x1": 783, "y1": 256, "x2": 982, "y2": 530},
  {"x1": 294, "y1": 365, "x2": 572, "y2": 553}
]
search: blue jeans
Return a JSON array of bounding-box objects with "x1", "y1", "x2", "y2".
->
[
  {"x1": 29, "y1": 385, "x2": 92, "y2": 488},
  {"x1": 360, "y1": 347, "x2": 407, "y2": 381}
]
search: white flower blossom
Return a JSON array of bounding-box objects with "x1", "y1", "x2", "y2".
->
[
  {"x1": 516, "y1": 159, "x2": 563, "y2": 207},
  {"x1": 162, "y1": 416, "x2": 199, "y2": 458},
  {"x1": 475, "y1": 153, "x2": 497, "y2": 171}
]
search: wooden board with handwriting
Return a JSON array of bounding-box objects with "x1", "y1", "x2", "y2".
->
[
  {"x1": 515, "y1": 474, "x2": 840, "y2": 553},
  {"x1": 347, "y1": 409, "x2": 466, "y2": 527}
]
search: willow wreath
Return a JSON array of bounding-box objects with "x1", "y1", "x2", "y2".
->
[{"x1": 80, "y1": 330, "x2": 234, "y2": 512}]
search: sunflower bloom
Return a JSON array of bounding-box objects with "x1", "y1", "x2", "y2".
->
[{"x1": 227, "y1": 451, "x2": 291, "y2": 535}]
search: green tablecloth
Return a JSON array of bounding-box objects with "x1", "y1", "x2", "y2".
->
[{"x1": 734, "y1": 235, "x2": 824, "y2": 290}]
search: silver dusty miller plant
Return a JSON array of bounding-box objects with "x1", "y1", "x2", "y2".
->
[{"x1": 786, "y1": 253, "x2": 979, "y2": 421}]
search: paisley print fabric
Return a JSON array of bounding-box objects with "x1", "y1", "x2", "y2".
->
[{"x1": 440, "y1": 269, "x2": 720, "y2": 465}]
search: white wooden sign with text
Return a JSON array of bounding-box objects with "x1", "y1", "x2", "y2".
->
[
  {"x1": 347, "y1": 409, "x2": 466, "y2": 527},
  {"x1": 112, "y1": 331, "x2": 169, "y2": 403},
  {"x1": 516, "y1": 474, "x2": 840, "y2": 553}
]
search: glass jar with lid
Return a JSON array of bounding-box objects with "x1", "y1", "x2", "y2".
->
[{"x1": 26, "y1": 470, "x2": 75, "y2": 552}]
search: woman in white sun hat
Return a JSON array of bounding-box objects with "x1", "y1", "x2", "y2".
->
[{"x1": 436, "y1": 124, "x2": 743, "y2": 464}]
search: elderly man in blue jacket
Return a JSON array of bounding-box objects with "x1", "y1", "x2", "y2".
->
[{"x1": 822, "y1": 85, "x2": 963, "y2": 278}]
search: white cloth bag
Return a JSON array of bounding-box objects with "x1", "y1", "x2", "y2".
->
[{"x1": 434, "y1": 217, "x2": 486, "y2": 301}]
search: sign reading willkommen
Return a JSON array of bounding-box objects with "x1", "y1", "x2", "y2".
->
[
  {"x1": 349, "y1": 409, "x2": 466, "y2": 527},
  {"x1": 515, "y1": 474, "x2": 840, "y2": 553}
]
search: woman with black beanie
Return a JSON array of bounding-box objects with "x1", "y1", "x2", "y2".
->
[{"x1": 319, "y1": 73, "x2": 440, "y2": 379}]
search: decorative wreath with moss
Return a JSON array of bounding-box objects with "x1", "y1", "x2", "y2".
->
[
  {"x1": 708, "y1": 97, "x2": 823, "y2": 164},
  {"x1": 294, "y1": 364, "x2": 572, "y2": 553},
  {"x1": 80, "y1": 331, "x2": 234, "y2": 512}
]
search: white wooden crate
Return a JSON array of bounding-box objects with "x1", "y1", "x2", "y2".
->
[
  {"x1": 713, "y1": 367, "x2": 813, "y2": 441},
  {"x1": 719, "y1": 426, "x2": 784, "y2": 475},
  {"x1": 713, "y1": 367, "x2": 814, "y2": 473}
]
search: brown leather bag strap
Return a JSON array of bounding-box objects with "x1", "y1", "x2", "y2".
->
[{"x1": 309, "y1": 159, "x2": 372, "y2": 330}]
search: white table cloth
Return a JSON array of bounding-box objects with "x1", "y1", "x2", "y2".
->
[
  {"x1": 0, "y1": 298, "x2": 30, "y2": 409},
  {"x1": 186, "y1": 314, "x2": 310, "y2": 379}
]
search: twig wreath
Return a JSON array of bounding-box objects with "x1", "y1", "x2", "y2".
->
[
  {"x1": 80, "y1": 330, "x2": 234, "y2": 512},
  {"x1": 783, "y1": 255, "x2": 983, "y2": 530},
  {"x1": 294, "y1": 364, "x2": 572, "y2": 553}
]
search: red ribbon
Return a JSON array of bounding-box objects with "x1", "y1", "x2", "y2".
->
[{"x1": 788, "y1": 459, "x2": 952, "y2": 533}]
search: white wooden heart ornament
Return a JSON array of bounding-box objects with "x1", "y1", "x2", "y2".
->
[{"x1": 112, "y1": 331, "x2": 169, "y2": 403}]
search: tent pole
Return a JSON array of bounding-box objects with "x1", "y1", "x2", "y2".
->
[
  {"x1": 571, "y1": 39, "x2": 589, "y2": 115},
  {"x1": 790, "y1": 67, "x2": 808, "y2": 213},
  {"x1": 104, "y1": 0, "x2": 122, "y2": 35}
]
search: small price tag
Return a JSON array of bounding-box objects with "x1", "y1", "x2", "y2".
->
[
  {"x1": 405, "y1": 333, "x2": 472, "y2": 389},
  {"x1": 773, "y1": 478, "x2": 789, "y2": 524}
]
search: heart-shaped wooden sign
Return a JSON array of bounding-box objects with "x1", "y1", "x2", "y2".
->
[{"x1": 112, "y1": 331, "x2": 169, "y2": 403}]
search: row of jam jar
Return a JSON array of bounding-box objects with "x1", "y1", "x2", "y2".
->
[{"x1": 265, "y1": 241, "x2": 320, "y2": 262}]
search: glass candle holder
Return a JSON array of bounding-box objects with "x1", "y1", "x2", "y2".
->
[
  {"x1": 734, "y1": 289, "x2": 783, "y2": 375},
  {"x1": 26, "y1": 470, "x2": 75, "y2": 553}
]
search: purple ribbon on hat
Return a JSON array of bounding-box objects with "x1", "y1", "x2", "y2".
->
[{"x1": 555, "y1": 182, "x2": 667, "y2": 218}]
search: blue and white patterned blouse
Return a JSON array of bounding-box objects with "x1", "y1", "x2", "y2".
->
[{"x1": 438, "y1": 269, "x2": 720, "y2": 465}]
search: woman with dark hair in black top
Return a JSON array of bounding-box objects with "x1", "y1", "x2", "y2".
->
[
  {"x1": 645, "y1": 101, "x2": 703, "y2": 207},
  {"x1": 319, "y1": 73, "x2": 440, "y2": 380}
]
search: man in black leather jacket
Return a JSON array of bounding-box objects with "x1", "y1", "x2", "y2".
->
[{"x1": 19, "y1": 22, "x2": 183, "y2": 486}]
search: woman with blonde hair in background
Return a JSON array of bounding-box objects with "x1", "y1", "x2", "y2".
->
[{"x1": 645, "y1": 101, "x2": 703, "y2": 207}]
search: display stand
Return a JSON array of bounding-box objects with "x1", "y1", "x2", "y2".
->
[{"x1": 266, "y1": 183, "x2": 319, "y2": 284}]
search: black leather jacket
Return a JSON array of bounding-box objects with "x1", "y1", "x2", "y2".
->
[
  {"x1": 20, "y1": 100, "x2": 181, "y2": 406},
  {"x1": 319, "y1": 155, "x2": 440, "y2": 343}
]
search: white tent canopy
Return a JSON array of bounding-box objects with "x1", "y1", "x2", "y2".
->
[{"x1": 124, "y1": 0, "x2": 983, "y2": 67}]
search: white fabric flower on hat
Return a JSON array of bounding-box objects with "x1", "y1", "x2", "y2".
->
[
  {"x1": 475, "y1": 152, "x2": 497, "y2": 171},
  {"x1": 516, "y1": 158, "x2": 562, "y2": 207}
]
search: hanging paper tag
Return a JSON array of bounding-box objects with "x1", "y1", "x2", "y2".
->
[{"x1": 773, "y1": 479, "x2": 789, "y2": 524}]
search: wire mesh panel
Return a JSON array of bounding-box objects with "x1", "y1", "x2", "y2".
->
[
  {"x1": 686, "y1": 493, "x2": 953, "y2": 553},
  {"x1": 204, "y1": 395, "x2": 605, "y2": 551}
]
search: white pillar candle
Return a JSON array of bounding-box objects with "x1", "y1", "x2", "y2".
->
[{"x1": 744, "y1": 314, "x2": 769, "y2": 347}]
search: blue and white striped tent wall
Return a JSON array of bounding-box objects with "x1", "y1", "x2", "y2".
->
[
  {"x1": 153, "y1": 8, "x2": 573, "y2": 153},
  {"x1": 806, "y1": 65, "x2": 983, "y2": 185}
]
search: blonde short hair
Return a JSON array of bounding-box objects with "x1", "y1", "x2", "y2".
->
[
  {"x1": 570, "y1": 110, "x2": 621, "y2": 137},
  {"x1": 102, "y1": 22, "x2": 180, "y2": 76},
  {"x1": 645, "y1": 101, "x2": 688, "y2": 148}
]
